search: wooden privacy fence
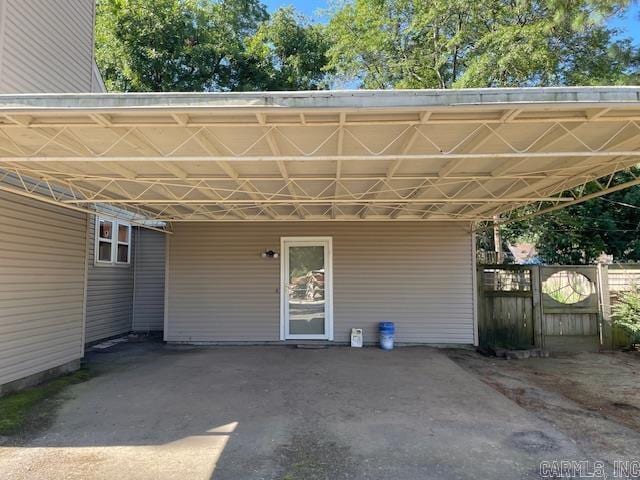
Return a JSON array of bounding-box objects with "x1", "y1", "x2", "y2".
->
[
  {"x1": 477, "y1": 265, "x2": 537, "y2": 349},
  {"x1": 477, "y1": 263, "x2": 639, "y2": 352}
]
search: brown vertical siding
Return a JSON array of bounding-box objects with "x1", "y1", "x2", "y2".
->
[
  {"x1": 0, "y1": 0, "x2": 94, "y2": 93},
  {"x1": 166, "y1": 222, "x2": 474, "y2": 344},
  {"x1": 85, "y1": 215, "x2": 134, "y2": 343},
  {"x1": 0, "y1": 191, "x2": 86, "y2": 386}
]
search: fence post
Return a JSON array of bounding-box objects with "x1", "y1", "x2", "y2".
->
[
  {"x1": 597, "y1": 263, "x2": 613, "y2": 350},
  {"x1": 531, "y1": 265, "x2": 544, "y2": 350}
]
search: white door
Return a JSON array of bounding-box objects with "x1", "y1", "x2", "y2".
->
[{"x1": 281, "y1": 237, "x2": 333, "y2": 340}]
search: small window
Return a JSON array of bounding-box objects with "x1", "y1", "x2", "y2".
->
[
  {"x1": 116, "y1": 223, "x2": 131, "y2": 264},
  {"x1": 97, "y1": 219, "x2": 113, "y2": 263},
  {"x1": 95, "y1": 216, "x2": 131, "y2": 265}
]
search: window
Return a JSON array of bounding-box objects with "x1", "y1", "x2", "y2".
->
[
  {"x1": 117, "y1": 223, "x2": 131, "y2": 264},
  {"x1": 97, "y1": 218, "x2": 113, "y2": 262},
  {"x1": 95, "y1": 216, "x2": 131, "y2": 265}
]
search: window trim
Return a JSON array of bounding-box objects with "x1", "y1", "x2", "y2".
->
[{"x1": 94, "y1": 215, "x2": 131, "y2": 266}]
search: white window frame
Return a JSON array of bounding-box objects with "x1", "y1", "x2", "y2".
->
[{"x1": 95, "y1": 215, "x2": 131, "y2": 266}]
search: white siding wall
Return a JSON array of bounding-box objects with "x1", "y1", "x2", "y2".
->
[
  {"x1": 0, "y1": 0, "x2": 95, "y2": 93},
  {"x1": 85, "y1": 216, "x2": 134, "y2": 343},
  {"x1": 133, "y1": 228, "x2": 165, "y2": 332},
  {"x1": 0, "y1": 191, "x2": 86, "y2": 386},
  {"x1": 166, "y1": 222, "x2": 474, "y2": 344}
]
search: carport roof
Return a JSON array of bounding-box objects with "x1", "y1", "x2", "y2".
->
[{"x1": 0, "y1": 87, "x2": 639, "y2": 224}]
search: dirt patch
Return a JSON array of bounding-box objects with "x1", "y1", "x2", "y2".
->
[
  {"x1": 448, "y1": 350, "x2": 640, "y2": 430},
  {"x1": 447, "y1": 349, "x2": 640, "y2": 464}
]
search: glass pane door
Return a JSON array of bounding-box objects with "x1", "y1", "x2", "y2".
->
[{"x1": 282, "y1": 238, "x2": 332, "y2": 340}]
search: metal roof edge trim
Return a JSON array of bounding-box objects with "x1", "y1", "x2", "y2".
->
[{"x1": 0, "y1": 87, "x2": 638, "y2": 111}]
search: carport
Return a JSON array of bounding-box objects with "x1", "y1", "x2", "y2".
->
[{"x1": 1, "y1": 87, "x2": 640, "y2": 351}]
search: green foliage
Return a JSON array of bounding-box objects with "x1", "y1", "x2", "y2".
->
[
  {"x1": 496, "y1": 168, "x2": 640, "y2": 265},
  {"x1": 612, "y1": 285, "x2": 640, "y2": 345},
  {"x1": 96, "y1": 0, "x2": 639, "y2": 91},
  {"x1": 96, "y1": 0, "x2": 268, "y2": 91},
  {"x1": 0, "y1": 369, "x2": 91, "y2": 436},
  {"x1": 239, "y1": 7, "x2": 331, "y2": 91},
  {"x1": 562, "y1": 30, "x2": 640, "y2": 86},
  {"x1": 325, "y1": 0, "x2": 639, "y2": 89},
  {"x1": 95, "y1": 0, "x2": 329, "y2": 92}
]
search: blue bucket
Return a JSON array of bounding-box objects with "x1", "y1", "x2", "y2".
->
[{"x1": 379, "y1": 322, "x2": 395, "y2": 350}]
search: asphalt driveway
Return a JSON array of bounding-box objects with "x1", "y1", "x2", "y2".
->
[{"x1": 0, "y1": 343, "x2": 582, "y2": 479}]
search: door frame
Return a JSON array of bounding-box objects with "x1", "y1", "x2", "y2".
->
[{"x1": 280, "y1": 236, "x2": 333, "y2": 341}]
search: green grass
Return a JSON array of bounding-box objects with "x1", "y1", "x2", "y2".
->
[{"x1": 0, "y1": 368, "x2": 92, "y2": 436}]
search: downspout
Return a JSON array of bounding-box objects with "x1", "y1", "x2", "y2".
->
[
  {"x1": 471, "y1": 222, "x2": 479, "y2": 347},
  {"x1": 81, "y1": 213, "x2": 91, "y2": 357},
  {"x1": 131, "y1": 227, "x2": 139, "y2": 333},
  {"x1": 163, "y1": 232, "x2": 170, "y2": 341}
]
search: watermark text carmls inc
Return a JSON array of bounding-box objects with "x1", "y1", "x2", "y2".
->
[{"x1": 540, "y1": 461, "x2": 640, "y2": 478}]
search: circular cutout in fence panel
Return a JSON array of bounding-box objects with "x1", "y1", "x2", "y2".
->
[{"x1": 542, "y1": 271, "x2": 594, "y2": 304}]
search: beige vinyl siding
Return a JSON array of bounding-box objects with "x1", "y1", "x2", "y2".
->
[
  {"x1": 0, "y1": 0, "x2": 94, "y2": 93},
  {"x1": 166, "y1": 222, "x2": 474, "y2": 344},
  {"x1": 85, "y1": 216, "x2": 134, "y2": 343},
  {"x1": 0, "y1": 191, "x2": 86, "y2": 386},
  {"x1": 132, "y1": 228, "x2": 165, "y2": 332}
]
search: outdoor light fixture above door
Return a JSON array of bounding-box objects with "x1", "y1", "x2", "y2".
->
[{"x1": 261, "y1": 250, "x2": 279, "y2": 259}]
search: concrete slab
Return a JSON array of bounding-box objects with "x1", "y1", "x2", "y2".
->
[{"x1": 0, "y1": 344, "x2": 583, "y2": 479}]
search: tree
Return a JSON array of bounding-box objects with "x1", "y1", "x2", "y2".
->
[
  {"x1": 239, "y1": 7, "x2": 331, "y2": 90},
  {"x1": 95, "y1": 0, "x2": 268, "y2": 92},
  {"x1": 95, "y1": 0, "x2": 329, "y2": 92},
  {"x1": 325, "y1": 0, "x2": 639, "y2": 89},
  {"x1": 493, "y1": 168, "x2": 640, "y2": 264}
]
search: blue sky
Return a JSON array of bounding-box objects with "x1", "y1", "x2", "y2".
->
[
  {"x1": 264, "y1": 1, "x2": 640, "y2": 43},
  {"x1": 608, "y1": 3, "x2": 640, "y2": 41},
  {"x1": 263, "y1": 0, "x2": 329, "y2": 20}
]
